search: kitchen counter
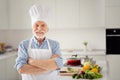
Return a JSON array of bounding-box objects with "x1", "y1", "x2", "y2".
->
[
  {"x1": 0, "y1": 51, "x2": 17, "y2": 60},
  {"x1": 59, "y1": 60, "x2": 109, "y2": 80},
  {"x1": 62, "y1": 50, "x2": 107, "y2": 63},
  {"x1": 62, "y1": 51, "x2": 106, "y2": 56}
]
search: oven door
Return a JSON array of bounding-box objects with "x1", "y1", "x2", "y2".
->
[
  {"x1": 106, "y1": 35, "x2": 120, "y2": 54},
  {"x1": 106, "y1": 29, "x2": 120, "y2": 54}
]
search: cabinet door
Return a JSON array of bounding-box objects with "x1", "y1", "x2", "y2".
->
[
  {"x1": 0, "y1": 0, "x2": 8, "y2": 29},
  {"x1": 106, "y1": 0, "x2": 120, "y2": 6},
  {"x1": 105, "y1": 0, "x2": 120, "y2": 28},
  {"x1": 105, "y1": 7, "x2": 120, "y2": 28},
  {"x1": 56, "y1": 0, "x2": 79, "y2": 29},
  {"x1": 6, "y1": 56, "x2": 19, "y2": 80},
  {"x1": 107, "y1": 55, "x2": 120, "y2": 80},
  {"x1": 0, "y1": 59, "x2": 6, "y2": 80},
  {"x1": 8, "y1": 0, "x2": 35, "y2": 29},
  {"x1": 79, "y1": 0, "x2": 105, "y2": 27}
]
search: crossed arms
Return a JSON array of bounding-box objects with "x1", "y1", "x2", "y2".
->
[{"x1": 18, "y1": 54, "x2": 60, "y2": 74}]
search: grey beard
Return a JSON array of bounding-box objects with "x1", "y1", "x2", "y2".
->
[{"x1": 33, "y1": 33, "x2": 46, "y2": 39}]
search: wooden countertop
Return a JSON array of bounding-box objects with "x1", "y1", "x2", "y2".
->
[{"x1": 59, "y1": 67, "x2": 80, "y2": 76}]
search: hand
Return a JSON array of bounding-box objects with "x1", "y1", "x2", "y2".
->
[
  {"x1": 51, "y1": 54, "x2": 60, "y2": 59},
  {"x1": 28, "y1": 57, "x2": 34, "y2": 65}
]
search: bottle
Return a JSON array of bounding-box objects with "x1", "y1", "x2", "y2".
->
[{"x1": 83, "y1": 42, "x2": 88, "y2": 53}]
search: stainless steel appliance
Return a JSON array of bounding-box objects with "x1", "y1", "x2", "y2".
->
[{"x1": 106, "y1": 28, "x2": 120, "y2": 54}]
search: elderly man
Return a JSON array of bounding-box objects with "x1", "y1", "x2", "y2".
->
[{"x1": 15, "y1": 3, "x2": 63, "y2": 80}]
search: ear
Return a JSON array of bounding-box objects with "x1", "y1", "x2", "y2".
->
[{"x1": 47, "y1": 27, "x2": 49, "y2": 32}]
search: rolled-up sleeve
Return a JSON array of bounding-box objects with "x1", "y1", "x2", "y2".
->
[
  {"x1": 52, "y1": 41, "x2": 63, "y2": 69},
  {"x1": 14, "y1": 41, "x2": 28, "y2": 70},
  {"x1": 55, "y1": 57, "x2": 63, "y2": 69}
]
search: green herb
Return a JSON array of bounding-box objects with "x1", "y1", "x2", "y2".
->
[{"x1": 67, "y1": 67, "x2": 75, "y2": 72}]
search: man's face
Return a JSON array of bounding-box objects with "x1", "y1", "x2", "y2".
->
[{"x1": 32, "y1": 21, "x2": 48, "y2": 39}]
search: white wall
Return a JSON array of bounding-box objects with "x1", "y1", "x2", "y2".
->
[
  {"x1": 0, "y1": 30, "x2": 6, "y2": 42},
  {"x1": 0, "y1": 27, "x2": 105, "y2": 50},
  {"x1": 0, "y1": 29, "x2": 32, "y2": 48},
  {"x1": 47, "y1": 28, "x2": 105, "y2": 50}
]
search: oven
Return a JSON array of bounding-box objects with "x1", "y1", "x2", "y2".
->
[{"x1": 106, "y1": 28, "x2": 120, "y2": 55}]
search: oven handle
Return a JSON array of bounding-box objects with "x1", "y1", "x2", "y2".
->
[{"x1": 106, "y1": 35, "x2": 120, "y2": 37}]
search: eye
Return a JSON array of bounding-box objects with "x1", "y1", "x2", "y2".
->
[
  {"x1": 36, "y1": 24, "x2": 39, "y2": 27},
  {"x1": 41, "y1": 24, "x2": 45, "y2": 27}
]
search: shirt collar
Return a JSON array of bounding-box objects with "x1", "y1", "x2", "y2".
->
[{"x1": 32, "y1": 36, "x2": 47, "y2": 45}]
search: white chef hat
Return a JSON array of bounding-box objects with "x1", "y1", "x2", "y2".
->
[{"x1": 29, "y1": 3, "x2": 50, "y2": 26}]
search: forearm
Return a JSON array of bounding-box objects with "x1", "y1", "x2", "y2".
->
[
  {"x1": 18, "y1": 64, "x2": 47, "y2": 74},
  {"x1": 29, "y1": 59, "x2": 58, "y2": 70},
  {"x1": 28, "y1": 54, "x2": 60, "y2": 70}
]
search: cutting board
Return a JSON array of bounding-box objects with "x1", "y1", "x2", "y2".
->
[
  {"x1": 59, "y1": 67, "x2": 80, "y2": 76},
  {"x1": 59, "y1": 72, "x2": 74, "y2": 76}
]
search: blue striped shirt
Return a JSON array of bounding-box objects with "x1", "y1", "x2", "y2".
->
[{"x1": 15, "y1": 36, "x2": 63, "y2": 70}]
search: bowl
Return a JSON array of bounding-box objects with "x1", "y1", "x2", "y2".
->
[{"x1": 67, "y1": 58, "x2": 81, "y2": 66}]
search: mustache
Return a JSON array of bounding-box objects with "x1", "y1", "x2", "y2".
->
[{"x1": 34, "y1": 30, "x2": 45, "y2": 33}]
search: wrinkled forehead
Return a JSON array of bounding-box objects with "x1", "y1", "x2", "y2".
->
[
  {"x1": 35, "y1": 21, "x2": 46, "y2": 25},
  {"x1": 33, "y1": 21, "x2": 48, "y2": 29}
]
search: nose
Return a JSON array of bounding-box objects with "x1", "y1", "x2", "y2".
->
[{"x1": 37, "y1": 26, "x2": 42, "y2": 30}]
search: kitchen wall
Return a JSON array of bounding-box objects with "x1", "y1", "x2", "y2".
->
[
  {"x1": 0, "y1": 31, "x2": 6, "y2": 42},
  {"x1": 0, "y1": 27, "x2": 105, "y2": 50}
]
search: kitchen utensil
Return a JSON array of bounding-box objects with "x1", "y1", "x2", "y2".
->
[{"x1": 81, "y1": 56, "x2": 96, "y2": 66}]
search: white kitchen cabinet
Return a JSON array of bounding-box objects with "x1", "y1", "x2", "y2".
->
[
  {"x1": 106, "y1": 0, "x2": 120, "y2": 6},
  {"x1": 56, "y1": 0, "x2": 79, "y2": 29},
  {"x1": 105, "y1": 5, "x2": 120, "y2": 28},
  {"x1": 6, "y1": 55, "x2": 19, "y2": 80},
  {"x1": 107, "y1": 55, "x2": 120, "y2": 80},
  {"x1": 0, "y1": 59, "x2": 7, "y2": 80},
  {"x1": 8, "y1": 0, "x2": 35, "y2": 29},
  {"x1": 0, "y1": 52, "x2": 19, "y2": 80},
  {"x1": 105, "y1": 7, "x2": 120, "y2": 28},
  {"x1": 8, "y1": 0, "x2": 105, "y2": 29},
  {"x1": 105, "y1": 0, "x2": 120, "y2": 28},
  {"x1": 79, "y1": 0, "x2": 105, "y2": 27},
  {"x1": 0, "y1": 0, "x2": 8, "y2": 29}
]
